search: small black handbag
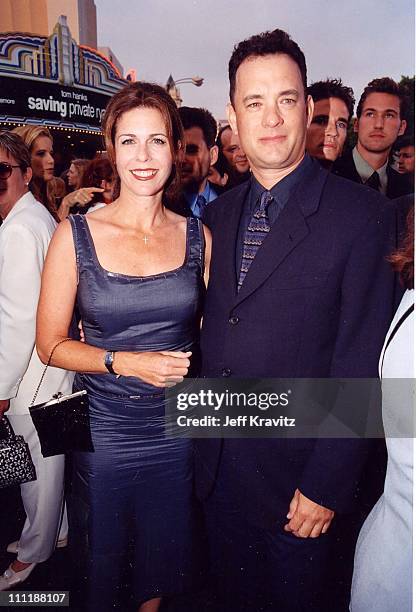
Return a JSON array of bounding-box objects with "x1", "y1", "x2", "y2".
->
[
  {"x1": 29, "y1": 338, "x2": 94, "y2": 458},
  {"x1": 0, "y1": 416, "x2": 37, "y2": 489}
]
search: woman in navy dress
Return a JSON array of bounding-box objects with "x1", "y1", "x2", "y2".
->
[{"x1": 36, "y1": 82, "x2": 211, "y2": 612}]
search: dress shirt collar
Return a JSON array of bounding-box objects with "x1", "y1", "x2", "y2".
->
[
  {"x1": 1, "y1": 191, "x2": 36, "y2": 228},
  {"x1": 248, "y1": 153, "x2": 314, "y2": 212},
  {"x1": 352, "y1": 146, "x2": 388, "y2": 194},
  {"x1": 184, "y1": 180, "x2": 217, "y2": 212}
]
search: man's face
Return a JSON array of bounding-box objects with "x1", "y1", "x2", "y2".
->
[
  {"x1": 227, "y1": 53, "x2": 313, "y2": 181},
  {"x1": 181, "y1": 126, "x2": 218, "y2": 192},
  {"x1": 220, "y1": 128, "x2": 250, "y2": 174},
  {"x1": 355, "y1": 92, "x2": 406, "y2": 154},
  {"x1": 397, "y1": 145, "x2": 415, "y2": 175},
  {"x1": 306, "y1": 97, "x2": 349, "y2": 162}
]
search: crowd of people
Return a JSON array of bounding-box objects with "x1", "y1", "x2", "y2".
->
[{"x1": 0, "y1": 26, "x2": 414, "y2": 612}]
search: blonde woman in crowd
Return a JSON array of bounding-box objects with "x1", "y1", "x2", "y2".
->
[{"x1": 13, "y1": 126, "x2": 103, "y2": 221}]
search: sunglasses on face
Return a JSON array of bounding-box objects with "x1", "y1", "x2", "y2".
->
[{"x1": 0, "y1": 162, "x2": 22, "y2": 180}]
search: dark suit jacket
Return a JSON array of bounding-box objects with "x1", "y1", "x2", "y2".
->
[
  {"x1": 196, "y1": 159, "x2": 397, "y2": 530},
  {"x1": 393, "y1": 193, "x2": 414, "y2": 245},
  {"x1": 333, "y1": 149, "x2": 412, "y2": 199}
]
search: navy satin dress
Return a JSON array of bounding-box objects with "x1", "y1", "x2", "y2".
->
[{"x1": 69, "y1": 213, "x2": 205, "y2": 610}]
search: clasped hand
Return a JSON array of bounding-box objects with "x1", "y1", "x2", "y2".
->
[
  {"x1": 284, "y1": 488, "x2": 334, "y2": 538},
  {"x1": 117, "y1": 350, "x2": 192, "y2": 387}
]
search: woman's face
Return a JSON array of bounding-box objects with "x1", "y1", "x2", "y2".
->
[
  {"x1": 0, "y1": 149, "x2": 32, "y2": 218},
  {"x1": 114, "y1": 106, "x2": 173, "y2": 198},
  {"x1": 31, "y1": 136, "x2": 54, "y2": 182},
  {"x1": 67, "y1": 163, "x2": 80, "y2": 188}
]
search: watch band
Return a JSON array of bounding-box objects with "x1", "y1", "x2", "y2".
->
[{"x1": 104, "y1": 350, "x2": 118, "y2": 376}]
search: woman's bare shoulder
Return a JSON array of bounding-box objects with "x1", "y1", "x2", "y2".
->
[
  {"x1": 51, "y1": 217, "x2": 73, "y2": 242},
  {"x1": 165, "y1": 208, "x2": 187, "y2": 231}
]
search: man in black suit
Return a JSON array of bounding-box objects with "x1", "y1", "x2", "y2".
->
[
  {"x1": 196, "y1": 29, "x2": 396, "y2": 611},
  {"x1": 333, "y1": 77, "x2": 411, "y2": 198}
]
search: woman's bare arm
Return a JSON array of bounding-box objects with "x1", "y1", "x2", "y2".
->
[
  {"x1": 203, "y1": 224, "x2": 212, "y2": 288},
  {"x1": 36, "y1": 220, "x2": 191, "y2": 386}
]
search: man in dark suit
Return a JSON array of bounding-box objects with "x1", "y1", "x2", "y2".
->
[
  {"x1": 333, "y1": 77, "x2": 411, "y2": 199},
  {"x1": 196, "y1": 29, "x2": 396, "y2": 611},
  {"x1": 169, "y1": 106, "x2": 219, "y2": 219}
]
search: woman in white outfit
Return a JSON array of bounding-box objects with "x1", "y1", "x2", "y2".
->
[
  {"x1": 350, "y1": 206, "x2": 414, "y2": 611},
  {"x1": 0, "y1": 131, "x2": 73, "y2": 590}
]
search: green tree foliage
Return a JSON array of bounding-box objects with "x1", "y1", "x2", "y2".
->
[{"x1": 399, "y1": 75, "x2": 415, "y2": 136}]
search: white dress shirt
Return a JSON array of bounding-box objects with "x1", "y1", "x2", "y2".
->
[{"x1": 352, "y1": 146, "x2": 388, "y2": 195}]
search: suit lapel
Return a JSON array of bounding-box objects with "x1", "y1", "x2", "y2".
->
[
  {"x1": 334, "y1": 150, "x2": 363, "y2": 185},
  {"x1": 234, "y1": 161, "x2": 329, "y2": 307}
]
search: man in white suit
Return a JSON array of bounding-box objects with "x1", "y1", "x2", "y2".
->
[{"x1": 0, "y1": 131, "x2": 73, "y2": 589}]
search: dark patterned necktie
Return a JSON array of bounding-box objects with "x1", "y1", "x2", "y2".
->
[
  {"x1": 238, "y1": 190, "x2": 273, "y2": 290},
  {"x1": 194, "y1": 194, "x2": 207, "y2": 219},
  {"x1": 366, "y1": 171, "x2": 381, "y2": 191}
]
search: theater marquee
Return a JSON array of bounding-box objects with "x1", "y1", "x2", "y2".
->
[{"x1": 0, "y1": 75, "x2": 110, "y2": 129}]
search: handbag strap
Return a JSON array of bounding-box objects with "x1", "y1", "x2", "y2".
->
[
  {"x1": 0, "y1": 415, "x2": 16, "y2": 441},
  {"x1": 29, "y1": 338, "x2": 72, "y2": 408}
]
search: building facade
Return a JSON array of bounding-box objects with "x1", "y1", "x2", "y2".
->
[
  {"x1": 0, "y1": 15, "x2": 126, "y2": 162},
  {"x1": 0, "y1": 0, "x2": 98, "y2": 48}
]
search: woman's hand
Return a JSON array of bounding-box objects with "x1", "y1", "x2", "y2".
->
[
  {"x1": 115, "y1": 351, "x2": 192, "y2": 387},
  {"x1": 68, "y1": 187, "x2": 105, "y2": 208},
  {"x1": 58, "y1": 187, "x2": 105, "y2": 220}
]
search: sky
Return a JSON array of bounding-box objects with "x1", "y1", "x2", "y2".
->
[{"x1": 95, "y1": 0, "x2": 414, "y2": 121}]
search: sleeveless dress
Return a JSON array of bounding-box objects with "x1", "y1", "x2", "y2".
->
[{"x1": 69, "y1": 213, "x2": 205, "y2": 611}]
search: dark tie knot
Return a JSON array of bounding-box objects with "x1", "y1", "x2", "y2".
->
[
  {"x1": 194, "y1": 194, "x2": 207, "y2": 219},
  {"x1": 254, "y1": 191, "x2": 273, "y2": 219},
  {"x1": 366, "y1": 172, "x2": 381, "y2": 191},
  {"x1": 196, "y1": 194, "x2": 207, "y2": 206},
  {"x1": 260, "y1": 191, "x2": 273, "y2": 212}
]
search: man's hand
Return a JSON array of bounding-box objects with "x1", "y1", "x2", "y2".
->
[
  {"x1": 0, "y1": 399, "x2": 10, "y2": 416},
  {"x1": 284, "y1": 488, "x2": 334, "y2": 538}
]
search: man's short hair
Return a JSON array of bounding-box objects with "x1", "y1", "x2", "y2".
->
[
  {"x1": 178, "y1": 106, "x2": 217, "y2": 149},
  {"x1": 228, "y1": 28, "x2": 307, "y2": 105},
  {"x1": 394, "y1": 134, "x2": 414, "y2": 151},
  {"x1": 307, "y1": 78, "x2": 355, "y2": 120},
  {"x1": 356, "y1": 77, "x2": 408, "y2": 119},
  {"x1": 216, "y1": 125, "x2": 232, "y2": 150}
]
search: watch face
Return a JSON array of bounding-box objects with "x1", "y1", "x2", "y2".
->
[{"x1": 104, "y1": 351, "x2": 114, "y2": 371}]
